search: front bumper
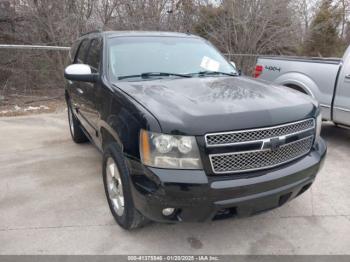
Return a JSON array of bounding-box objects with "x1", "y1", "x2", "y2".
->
[{"x1": 128, "y1": 138, "x2": 327, "y2": 223}]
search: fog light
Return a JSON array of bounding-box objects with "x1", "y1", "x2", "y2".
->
[{"x1": 162, "y1": 208, "x2": 175, "y2": 216}]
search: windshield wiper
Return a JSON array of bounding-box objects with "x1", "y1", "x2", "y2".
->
[
  {"x1": 118, "y1": 72, "x2": 192, "y2": 80},
  {"x1": 190, "y1": 71, "x2": 238, "y2": 77},
  {"x1": 141, "y1": 72, "x2": 192, "y2": 78}
]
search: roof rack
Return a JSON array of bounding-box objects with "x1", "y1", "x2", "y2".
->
[{"x1": 80, "y1": 29, "x2": 102, "y2": 37}]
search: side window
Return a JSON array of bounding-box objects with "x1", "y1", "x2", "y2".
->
[
  {"x1": 69, "y1": 41, "x2": 80, "y2": 63},
  {"x1": 75, "y1": 39, "x2": 89, "y2": 64},
  {"x1": 86, "y1": 38, "x2": 102, "y2": 73}
]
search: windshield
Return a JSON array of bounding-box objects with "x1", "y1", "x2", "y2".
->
[{"x1": 107, "y1": 36, "x2": 237, "y2": 81}]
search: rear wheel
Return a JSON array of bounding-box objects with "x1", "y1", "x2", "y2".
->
[
  {"x1": 67, "y1": 103, "x2": 89, "y2": 143},
  {"x1": 102, "y1": 144, "x2": 149, "y2": 230}
]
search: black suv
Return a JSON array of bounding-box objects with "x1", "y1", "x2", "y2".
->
[{"x1": 64, "y1": 31, "x2": 326, "y2": 230}]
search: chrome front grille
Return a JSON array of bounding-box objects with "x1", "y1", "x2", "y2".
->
[
  {"x1": 210, "y1": 136, "x2": 314, "y2": 174},
  {"x1": 205, "y1": 118, "x2": 315, "y2": 147},
  {"x1": 206, "y1": 118, "x2": 316, "y2": 174}
]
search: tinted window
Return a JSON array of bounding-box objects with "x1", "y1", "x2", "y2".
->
[
  {"x1": 86, "y1": 38, "x2": 102, "y2": 72},
  {"x1": 69, "y1": 40, "x2": 80, "y2": 63},
  {"x1": 75, "y1": 40, "x2": 89, "y2": 64}
]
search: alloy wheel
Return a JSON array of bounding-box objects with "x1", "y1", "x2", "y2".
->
[{"x1": 106, "y1": 157, "x2": 125, "y2": 216}]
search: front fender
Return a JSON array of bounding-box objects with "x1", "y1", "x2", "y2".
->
[{"x1": 99, "y1": 90, "x2": 161, "y2": 159}]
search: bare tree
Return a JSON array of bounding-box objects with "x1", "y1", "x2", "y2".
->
[
  {"x1": 95, "y1": 0, "x2": 120, "y2": 29},
  {"x1": 0, "y1": 0, "x2": 332, "y2": 99},
  {"x1": 96, "y1": 0, "x2": 198, "y2": 32},
  {"x1": 194, "y1": 0, "x2": 302, "y2": 72}
]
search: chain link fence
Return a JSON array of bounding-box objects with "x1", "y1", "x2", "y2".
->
[
  {"x1": 0, "y1": 45, "x2": 69, "y2": 112},
  {"x1": 0, "y1": 45, "x2": 259, "y2": 114}
]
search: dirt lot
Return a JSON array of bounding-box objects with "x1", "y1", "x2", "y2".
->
[
  {"x1": 0, "y1": 112, "x2": 350, "y2": 255},
  {"x1": 0, "y1": 89, "x2": 65, "y2": 117}
]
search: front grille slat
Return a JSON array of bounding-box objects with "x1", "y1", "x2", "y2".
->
[
  {"x1": 205, "y1": 118, "x2": 315, "y2": 146},
  {"x1": 206, "y1": 118, "x2": 316, "y2": 174},
  {"x1": 210, "y1": 136, "x2": 314, "y2": 174}
]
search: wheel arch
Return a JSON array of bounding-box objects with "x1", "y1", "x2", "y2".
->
[
  {"x1": 283, "y1": 83, "x2": 310, "y2": 96},
  {"x1": 100, "y1": 124, "x2": 124, "y2": 152},
  {"x1": 273, "y1": 72, "x2": 318, "y2": 99}
]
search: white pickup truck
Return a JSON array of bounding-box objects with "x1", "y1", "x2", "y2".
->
[{"x1": 255, "y1": 46, "x2": 350, "y2": 127}]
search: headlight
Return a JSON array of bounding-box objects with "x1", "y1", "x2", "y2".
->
[
  {"x1": 315, "y1": 113, "x2": 322, "y2": 141},
  {"x1": 140, "y1": 130, "x2": 203, "y2": 169}
]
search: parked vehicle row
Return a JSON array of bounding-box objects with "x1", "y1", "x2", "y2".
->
[{"x1": 64, "y1": 31, "x2": 326, "y2": 229}]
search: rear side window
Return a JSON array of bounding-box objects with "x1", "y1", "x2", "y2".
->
[
  {"x1": 75, "y1": 40, "x2": 89, "y2": 64},
  {"x1": 86, "y1": 38, "x2": 102, "y2": 73}
]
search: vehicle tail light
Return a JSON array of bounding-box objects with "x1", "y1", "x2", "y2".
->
[{"x1": 254, "y1": 65, "x2": 263, "y2": 78}]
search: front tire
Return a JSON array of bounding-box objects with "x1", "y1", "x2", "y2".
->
[{"x1": 102, "y1": 144, "x2": 149, "y2": 230}]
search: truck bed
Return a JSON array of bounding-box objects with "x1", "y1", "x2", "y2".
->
[{"x1": 259, "y1": 56, "x2": 341, "y2": 65}]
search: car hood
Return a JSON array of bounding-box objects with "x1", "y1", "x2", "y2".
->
[{"x1": 113, "y1": 76, "x2": 318, "y2": 135}]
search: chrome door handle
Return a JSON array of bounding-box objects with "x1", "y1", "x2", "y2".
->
[{"x1": 345, "y1": 74, "x2": 350, "y2": 79}]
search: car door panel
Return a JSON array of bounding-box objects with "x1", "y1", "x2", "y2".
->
[
  {"x1": 66, "y1": 39, "x2": 97, "y2": 139},
  {"x1": 333, "y1": 52, "x2": 350, "y2": 126},
  {"x1": 80, "y1": 38, "x2": 102, "y2": 132}
]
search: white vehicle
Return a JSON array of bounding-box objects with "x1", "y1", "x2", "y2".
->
[{"x1": 255, "y1": 46, "x2": 350, "y2": 127}]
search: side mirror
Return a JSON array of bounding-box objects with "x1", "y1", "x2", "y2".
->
[{"x1": 64, "y1": 64, "x2": 98, "y2": 83}]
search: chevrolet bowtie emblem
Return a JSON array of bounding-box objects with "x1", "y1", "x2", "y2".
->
[{"x1": 263, "y1": 136, "x2": 286, "y2": 151}]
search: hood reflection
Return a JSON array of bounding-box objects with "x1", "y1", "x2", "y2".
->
[
  {"x1": 199, "y1": 78, "x2": 264, "y2": 102},
  {"x1": 130, "y1": 77, "x2": 265, "y2": 104}
]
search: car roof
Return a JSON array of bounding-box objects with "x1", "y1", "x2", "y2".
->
[{"x1": 80, "y1": 30, "x2": 201, "y2": 40}]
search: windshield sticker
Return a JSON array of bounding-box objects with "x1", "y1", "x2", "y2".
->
[{"x1": 200, "y1": 56, "x2": 220, "y2": 71}]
